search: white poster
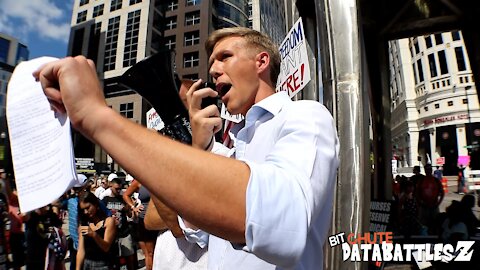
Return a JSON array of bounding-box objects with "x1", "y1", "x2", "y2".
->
[
  {"x1": 276, "y1": 18, "x2": 311, "y2": 97},
  {"x1": 146, "y1": 108, "x2": 165, "y2": 131}
]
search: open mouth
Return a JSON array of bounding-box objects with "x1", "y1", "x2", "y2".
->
[{"x1": 217, "y1": 84, "x2": 232, "y2": 97}]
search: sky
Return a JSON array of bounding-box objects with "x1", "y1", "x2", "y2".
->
[{"x1": 0, "y1": 0, "x2": 75, "y2": 59}]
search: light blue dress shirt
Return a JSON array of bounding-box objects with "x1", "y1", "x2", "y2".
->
[{"x1": 185, "y1": 91, "x2": 339, "y2": 270}]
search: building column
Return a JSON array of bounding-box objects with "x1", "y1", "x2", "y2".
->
[
  {"x1": 429, "y1": 128, "x2": 436, "y2": 164},
  {"x1": 457, "y1": 124, "x2": 469, "y2": 157},
  {"x1": 409, "y1": 131, "x2": 419, "y2": 167}
]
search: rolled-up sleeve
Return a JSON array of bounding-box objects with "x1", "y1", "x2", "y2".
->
[{"x1": 240, "y1": 102, "x2": 338, "y2": 268}]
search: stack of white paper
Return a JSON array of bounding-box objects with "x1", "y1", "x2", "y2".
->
[{"x1": 6, "y1": 57, "x2": 80, "y2": 213}]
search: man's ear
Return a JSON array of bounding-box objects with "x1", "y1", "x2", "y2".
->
[{"x1": 255, "y1": 52, "x2": 270, "y2": 74}]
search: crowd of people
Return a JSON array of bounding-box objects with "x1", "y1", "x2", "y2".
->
[
  {"x1": 393, "y1": 164, "x2": 480, "y2": 241},
  {"x1": 0, "y1": 172, "x2": 150, "y2": 269}
]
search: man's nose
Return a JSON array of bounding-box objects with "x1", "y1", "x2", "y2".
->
[{"x1": 209, "y1": 61, "x2": 222, "y2": 79}]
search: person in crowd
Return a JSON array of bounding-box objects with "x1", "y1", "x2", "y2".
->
[
  {"x1": 415, "y1": 163, "x2": 444, "y2": 234},
  {"x1": 123, "y1": 179, "x2": 157, "y2": 270},
  {"x1": 77, "y1": 192, "x2": 116, "y2": 270},
  {"x1": 410, "y1": 165, "x2": 424, "y2": 186},
  {"x1": 99, "y1": 174, "x2": 119, "y2": 200},
  {"x1": 434, "y1": 166, "x2": 444, "y2": 181},
  {"x1": 94, "y1": 177, "x2": 109, "y2": 198},
  {"x1": 62, "y1": 174, "x2": 89, "y2": 270},
  {"x1": 460, "y1": 194, "x2": 480, "y2": 237},
  {"x1": 34, "y1": 26, "x2": 339, "y2": 269},
  {"x1": 398, "y1": 180, "x2": 421, "y2": 236},
  {"x1": 440, "y1": 200, "x2": 468, "y2": 242},
  {"x1": 8, "y1": 189, "x2": 26, "y2": 270},
  {"x1": 457, "y1": 164, "x2": 467, "y2": 194},
  {"x1": 24, "y1": 205, "x2": 63, "y2": 269},
  {"x1": 102, "y1": 178, "x2": 135, "y2": 270},
  {"x1": 144, "y1": 77, "x2": 208, "y2": 270}
]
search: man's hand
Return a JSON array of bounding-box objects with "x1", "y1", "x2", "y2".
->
[
  {"x1": 32, "y1": 56, "x2": 109, "y2": 137},
  {"x1": 186, "y1": 79, "x2": 222, "y2": 150}
]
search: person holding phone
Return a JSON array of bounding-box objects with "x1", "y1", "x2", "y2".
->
[{"x1": 76, "y1": 192, "x2": 116, "y2": 270}]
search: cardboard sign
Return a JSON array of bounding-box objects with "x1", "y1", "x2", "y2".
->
[
  {"x1": 436, "y1": 157, "x2": 445, "y2": 165},
  {"x1": 276, "y1": 18, "x2": 311, "y2": 97}
]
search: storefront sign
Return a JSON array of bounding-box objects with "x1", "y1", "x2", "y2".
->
[{"x1": 423, "y1": 114, "x2": 468, "y2": 126}]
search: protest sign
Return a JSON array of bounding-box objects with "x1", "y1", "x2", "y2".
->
[
  {"x1": 276, "y1": 18, "x2": 311, "y2": 97},
  {"x1": 146, "y1": 108, "x2": 165, "y2": 131}
]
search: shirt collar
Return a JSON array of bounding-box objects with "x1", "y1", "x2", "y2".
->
[
  {"x1": 248, "y1": 90, "x2": 291, "y2": 118},
  {"x1": 230, "y1": 91, "x2": 291, "y2": 135}
]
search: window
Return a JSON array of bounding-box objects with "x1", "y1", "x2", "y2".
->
[
  {"x1": 452, "y1": 31, "x2": 461, "y2": 41},
  {"x1": 110, "y1": 0, "x2": 122, "y2": 12},
  {"x1": 437, "y1": 50, "x2": 448, "y2": 75},
  {"x1": 428, "y1": 53, "x2": 437, "y2": 78},
  {"x1": 412, "y1": 63, "x2": 418, "y2": 84},
  {"x1": 93, "y1": 4, "x2": 104, "y2": 18},
  {"x1": 434, "y1": 33, "x2": 443, "y2": 45},
  {"x1": 166, "y1": 16, "x2": 177, "y2": 30},
  {"x1": 183, "y1": 52, "x2": 199, "y2": 68},
  {"x1": 184, "y1": 31, "x2": 200, "y2": 46},
  {"x1": 120, "y1": 103, "x2": 134, "y2": 118},
  {"x1": 165, "y1": 36, "x2": 176, "y2": 50},
  {"x1": 87, "y1": 22, "x2": 102, "y2": 63},
  {"x1": 447, "y1": 101, "x2": 453, "y2": 106},
  {"x1": 76, "y1": 10, "x2": 87, "y2": 23},
  {"x1": 123, "y1": 10, "x2": 141, "y2": 67},
  {"x1": 463, "y1": 99, "x2": 468, "y2": 104},
  {"x1": 424, "y1": 106, "x2": 429, "y2": 112},
  {"x1": 79, "y1": 0, "x2": 89, "y2": 6},
  {"x1": 186, "y1": 0, "x2": 200, "y2": 6},
  {"x1": 104, "y1": 16, "x2": 121, "y2": 71},
  {"x1": 0, "y1": 38, "x2": 10, "y2": 63},
  {"x1": 71, "y1": 28, "x2": 85, "y2": 56},
  {"x1": 167, "y1": 0, "x2": 178, "y2": 11},
  {"x1": 130, "y1": 0, "x2": 142, "y2": 5},
  {"x1": 425, "y1": 36, "x2": 432, "y2": 48},
  {"x1": 455, "y1": 47, "x2": 466, "y2": 71},
  {"x1": 417, "y1": 59, "x2": 424, "y2": 82},
  {"x1": 435, "y1": 104, "x2": 440, "y2": 109},
  {"x1": 185, "y1": 11, "x2": 200, "y2": 26},
  {"x1": 414, "y1": 41, "x2": 420, "y2": 54}
]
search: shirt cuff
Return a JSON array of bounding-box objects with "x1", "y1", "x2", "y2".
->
[
  {"x1": 211, "y1": 141, "x2": 235, "y2": 157},
  {"x1": 177, "y1": 216, "x2": 209, "y2": 249}
]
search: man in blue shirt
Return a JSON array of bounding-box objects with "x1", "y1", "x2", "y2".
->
[{"x1": 34, "y1": 27, "x2": 339, "y2": 269}]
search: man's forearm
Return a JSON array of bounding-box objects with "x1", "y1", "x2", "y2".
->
[{"x1": 83, "y1": 107, "x2": 249, "y2": 243}]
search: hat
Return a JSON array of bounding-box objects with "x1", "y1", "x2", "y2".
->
[
  {"x1": 126, "y1": 174, "x2": 134, "y2": 181},
  {"x1": 107, "y1": 173, "x2": 118, "y2": 181},
  {"x1": 74, "y1": 174, "x2": 88, "y2": 187}
]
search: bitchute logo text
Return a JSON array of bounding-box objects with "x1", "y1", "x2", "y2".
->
[{"x1": 328, "y1": 232, "x2": 474, "y2": 263}]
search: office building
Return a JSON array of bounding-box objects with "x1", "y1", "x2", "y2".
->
[
  {"x1": 0, "y1": 33, "x2": 29, "y2": 116},
  {"x1": 249, "y1": 0, "x2": 287, "y2": 45},
  {"x1": 68, "y1": 0, "x2": 262, "y2": 168},
  {"x1": 390, "y1": 31, "x2": 480, "y2": 175}
]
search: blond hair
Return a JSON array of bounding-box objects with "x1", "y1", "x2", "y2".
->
[{"x1": 205, "y1": 27, "x2": 280, "y2": 85}]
